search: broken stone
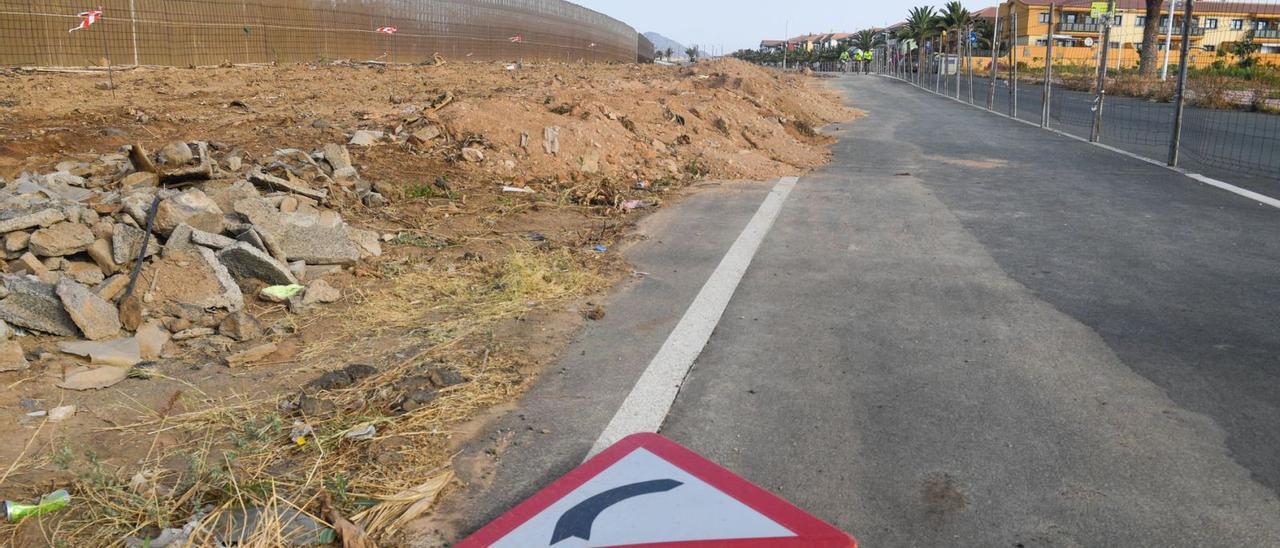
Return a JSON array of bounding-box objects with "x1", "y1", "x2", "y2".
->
[
  {"x1": 58, "y1": 365, "x2": 130, "y2": 390},
  {"x1": 428, "y1": 367, "x2": 466, "y2": 387},
  {"x1": 43, "y1": 257, "x2": 69, "y2": 271},
  {"x1": 400, "y1": 389, "x2": 438, "y2": 412},
  {"x1": 127, "y1": 143, "x2": 159, "y2": 174},
  {"x1": 302, "y1": 279, "x2": 340, "y2": 305},
  {"x1": 409, "y1": 125, "x2": 441, "y2": 145},
  {"x1": 67, "y1": 261, "x2": 105, "y2": 285},
  {"x1": 48, "y1": 405, "x2": 76, "y2": 422},
  {"x1": 288, "y1": 261, "x2": 307, "y2": 282},
  {"x1": 10, "y1": 252, "x2": 49, "y2": 276},
  {"x1": 246, "y1": 168, "x2": 328, "y2": 202},
  {"x1": 91, "y1": 220, "x2": 114, "y2": 240},
  {"x1": 216, "y1": 242, "x2": 298, "y2": 285},
  {"x1": 234, "y1": 198, "x2": 360, "y2": 265},
  {"x1": 190, "y1": 228, "x2": 237, "y2": 249},
  {"x1": 87, "y1": 238, "x2": 118, "y2": 274},
  {"x1": 226, "y1": 342, "x2": 278, "y2": 367},
  {"x1": 0, "y1": 340, "x2": 28, "y2": 372},
  {"x1": 112, "y1": 223, "x2": 160, "y2": 265},
  {"x1": 29, "y1": 222, "x2": 94, "y2": 256},
  {"x1": 349, "y1": 130, "x2": 382, "y2": 147},
  {"x1": 4, "y1": 231, "x2": 29, "y2": 253},
  {"x1": 461, "y1": 147, "x2": 485, "y2": 162},
  {"x1": 0, "y1": 275, "x2": 79, "y2": 336},
  {"x1": 278, "y1": 196, "x2": 299, "y2": 213},
  {"x1": 322, "y1": 143, "x2": 353, "y2": 171},
  {"x1": 349, "y1": 228, "x2": 382, "y2": 258},
  {"x1": 304, "y1": 265, "x2": 342, "y2": 280},
  {"x1": 153, "y1": 189, "x2": 224, "y2": 236},
  {"x1": 219, "y1": 311, "x2": 263, "y2": 342},
  {"x1": 226, "y1": 156, "x2": 243, "y2": 172},
  {"x1": 136, "y1": 321, "x2": 169, "y2": 359},
  {"x1": 118, "y1": 295, "x2": 143, "y2": 331},
  {"x1": 157, "y1": 141, "x2": 194, "y2": 166},
  {"x1": 138, "y1": 248, "x2": 243, "y2": 312},
  {"x1": 203, "y1": 179, "x2": 262, "y2": 213},
  {"x1": 57, "y1": 278, "x2": 122, "y2": 340},
  {"x1": 95, "y1": 274, "x2": 130, "y2": 302},
  {"x1": 162, "y1": 223, "x2": 198, "y2": 257},
  {"x1": 0, "y1": 207, "x2": 66, "y2": 234},
  {"x1": 361, "y1": 192, "x2": 388, "y2": 208},
  {"x1": 171, "y1": 327, "x2": 215, "y2": 341},
  {"x1": 59, "y1": 338, "x2": 141, "y2": 367},
  {"x1": 543, "y1": 126, "x2": 561, "y2": 155},
  {"x1": 120, "y1": 171, "x2": 158, "y2": 188},
  {"x1": 0, "y1": 320, "x2": 10, "y2": 340}
]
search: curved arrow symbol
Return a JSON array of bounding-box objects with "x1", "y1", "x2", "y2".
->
[{"x1": 550, "y1": 479, "x2": 683, "y2": 545}]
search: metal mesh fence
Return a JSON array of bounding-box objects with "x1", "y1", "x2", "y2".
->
[
  {"x1": 0, "y1": 0, "x2": 638, "y2": 67},
  {"x1": 874, "y1": 0, "x2": 1280, "y2": 195}
]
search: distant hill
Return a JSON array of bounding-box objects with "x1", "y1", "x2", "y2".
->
[{"x1": 643, "y1": 32, "x2": 687, "y2": 59}]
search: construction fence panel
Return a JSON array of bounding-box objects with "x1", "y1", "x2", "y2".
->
[
  {"x1": 874, "y1": 0, "x2": 1279, "y2": 195},
  {"x1": 0, "y1": 0, "x2": 638, "y2": 67}
]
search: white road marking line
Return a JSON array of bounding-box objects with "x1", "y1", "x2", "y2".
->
[
  {"x1": 588, "y1": 176, "x2": 798, "y2": 458},
  {"x1": 878, "y1": 75, "x2": 1280, "y2": 211}
]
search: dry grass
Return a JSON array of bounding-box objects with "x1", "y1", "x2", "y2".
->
[{"x1": 0, "y1": 247, "x2": 607, "y2": 547}]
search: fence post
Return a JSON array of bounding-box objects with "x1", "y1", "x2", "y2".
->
[
  {"x1": 1042, "y1": 3, "x2": 1054, "y2": 127},
  {"x1": 968, "y1": 26, "x2": 975, "y2": 103},
  {"x1": 954, "y1": 29, "x2": 962, "y2": 99},
  {"x1": 1168, "y1": 0, "x2": 1194, "y2": 166},
  {"x1": 1089, "y1": 0, "x2": 1117, "y2": 142},
  {"x1": 1009, "y1": 11, "x2": 1018, "y2": 117},
  {"x1": 989, "y1": 3, "x2": 1002, "y2": 109}
]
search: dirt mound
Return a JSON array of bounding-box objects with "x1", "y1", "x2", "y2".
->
[{"x1": 0, "y1": 58, "x2": 856, "y2": 546}]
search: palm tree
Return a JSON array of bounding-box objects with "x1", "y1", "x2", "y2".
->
[
  {"x1": 905, "y1": 6, "x2": 940, "y2": 79},
  {"x1": 938, "y1": 1, "x2": 973, "y2": 56},
  {"x1": 1139, "y1": 0, "x2": 1162, "y2": 77},
  {"x1": 852, "y1": 29, "x2": 883, "y2": 53},
  {"x1": 685, "y1": 45, "x2": 700, "y2": 62}
]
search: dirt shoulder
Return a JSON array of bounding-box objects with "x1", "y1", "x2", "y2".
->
[{"x1": 0, "y1": 59, "x2": 856, "y2": 546}]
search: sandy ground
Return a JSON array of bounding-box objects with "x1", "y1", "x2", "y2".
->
[{"x1": 0, "y1": 59, "x2": 856, "y2": 545}]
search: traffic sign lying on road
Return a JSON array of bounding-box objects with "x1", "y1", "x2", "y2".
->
[{"x1": 457, "y1": 433, "x2": 856, "y2": 547}]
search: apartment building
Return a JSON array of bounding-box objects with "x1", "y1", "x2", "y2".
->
[{"x1": 997, "y1": 0, "x2": 1280, "y2": 63}]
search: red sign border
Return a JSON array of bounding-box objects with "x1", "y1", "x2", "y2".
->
[{"x1": 457, "y1": 433, "x2": 856, "y2": 547}]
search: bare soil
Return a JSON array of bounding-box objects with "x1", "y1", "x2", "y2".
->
[{"x1": 0, "y1": 59, "x2": 856, "y2": 546}]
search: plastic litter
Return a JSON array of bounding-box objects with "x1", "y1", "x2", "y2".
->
[
  {"x1": 290, "y1": 421, "x2": 314, "y2": 447},
  {"x1": 4, "y1": 489, "x2": 70, "y2": 522},
  {"x1": 501, "y1": 185, "x2": 535, "y2": 194},
  {"x1": 261, "y1": 284, "x2": 306, "y2": 302},
  {"x1": 345, "y1": 423, "x2": 377, "y2": 441},
  {"x1": 593, "y1": 245, "x2": 607, "y2": 253}
]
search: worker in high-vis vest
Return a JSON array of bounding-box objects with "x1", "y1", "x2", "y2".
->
[
  {"x1": 840, "y1": 50, "x2": 851, "y2": 72},
  {"x1": 863, "y1": 49, "x2": 873, "y2": 74}
]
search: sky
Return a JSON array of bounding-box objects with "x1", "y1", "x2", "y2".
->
[{"x1": 572, "y1": 0, "x2": 998, "y2": 54}]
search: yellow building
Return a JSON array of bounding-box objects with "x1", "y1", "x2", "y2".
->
[{"x1": 996, "y1": 0, "x2": 1280, "y2": 67}]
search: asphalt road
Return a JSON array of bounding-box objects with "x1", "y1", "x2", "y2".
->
[
  {"x1": 899, "y1": 70, "x2": 1280, "y2": 196},
  {"x1": 441, "y1": 75, "x2": 1280, "y2": 547}
]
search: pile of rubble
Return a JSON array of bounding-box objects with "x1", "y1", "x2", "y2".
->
[{"x1": 0, "y1": 139, "x2": 383, "y2": 382}]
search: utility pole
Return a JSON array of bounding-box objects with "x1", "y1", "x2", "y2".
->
[
  {"x1": 1090, "y1": 0, "x2": 1117, "y2": 142},
  {"x1": 1161, "y1": 0, "x2": 1180, "y2": 81}
]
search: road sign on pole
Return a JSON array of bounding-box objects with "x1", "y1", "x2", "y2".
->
[{"x1": 458, "y1": 433, "x2": 857, "y2": 547}]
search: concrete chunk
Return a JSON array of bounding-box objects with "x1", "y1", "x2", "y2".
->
[
  {"x1": 0, "y1": 275, "x2": 79, "y2": 336},
  {"x1": 0, "y1": 207, "x2": 65, "y2": 234},
  {"x1": 216, "y1": 242, "x2": 298, "y2": 285},
  {"x1": 112, "y1": 223, "x2": 160, "y2": 265},
  {"x1": 56, "y1": 278, "x2": 122, "y2": 340},
  {"x1": 233, "y1": 198, "x2": 360, "y2": 265},
  {"x1": 29, "y1": 222, "x2": 94, "y2": 257}
]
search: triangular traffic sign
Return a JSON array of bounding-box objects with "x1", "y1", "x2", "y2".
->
[{"x1": 458, "y1": 433, "x2": 856, "y2": 547}]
